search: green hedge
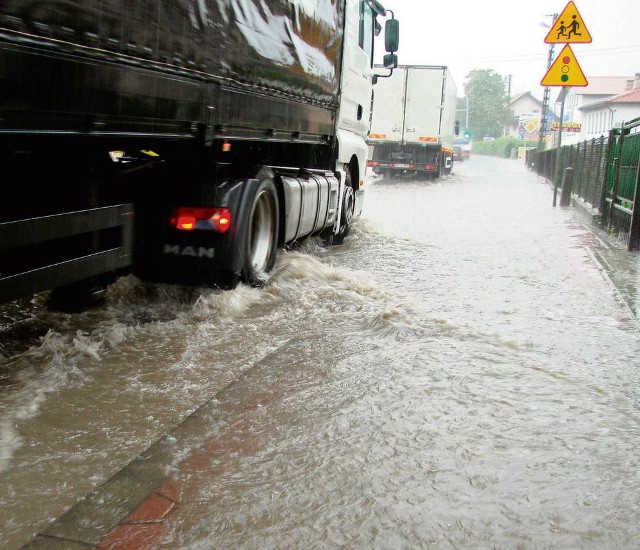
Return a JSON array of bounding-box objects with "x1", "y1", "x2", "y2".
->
[{"x1": 470, "y1": 137, "x2": 523, "y2": 158}]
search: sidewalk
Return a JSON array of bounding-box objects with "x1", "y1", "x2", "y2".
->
[
  {"x1": 569, "y1": 194, "x2": 640, "y2": 327},
  {"x1": 22, "y1": 398, "x2": 212, "y2": 549},
  {"x1": 21, "y1": 336, "x2": 313, "y2": 550}
]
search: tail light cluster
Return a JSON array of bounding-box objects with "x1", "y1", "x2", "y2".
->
[{"x1": 169, "y1": 207, "x2": 231, "y2": 233}]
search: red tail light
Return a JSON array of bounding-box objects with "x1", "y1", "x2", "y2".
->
[{"x1": 170, "y1": 207, "x2": 231, "y2": 233}]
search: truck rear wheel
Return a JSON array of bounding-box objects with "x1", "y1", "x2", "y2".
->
[{"x1": 241, "y1": 177, "x2": 279, "y2": 287}]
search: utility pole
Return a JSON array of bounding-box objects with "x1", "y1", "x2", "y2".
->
[
  {"x1": 505, "y1": 75, "x2": 512, "y2": 100},
  {"x1": 537, "y1": 13, "x2": 558, "y2": 151}
]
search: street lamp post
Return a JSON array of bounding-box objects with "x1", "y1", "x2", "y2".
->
[
  {"x1": 465, "y1": 95, "x2": 469, "y2": 128},
  {"x1": 456, "y1": 96, "x2": 469, "y2": 133}
]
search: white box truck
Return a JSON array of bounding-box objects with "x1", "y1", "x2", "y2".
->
[{"x1": 368, "y1": 65, "x2": 458, "y2": 179}]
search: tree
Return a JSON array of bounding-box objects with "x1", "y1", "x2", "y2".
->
[{"x1": 462, "y1": 69, "x2": 511, "y2": 140}]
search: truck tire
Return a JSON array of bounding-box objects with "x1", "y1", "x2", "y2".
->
[
  {"x1": 444, "y1": 158, "x2": 453, "y2": 175},
  {"x1": 332, "y1": 170, "x2": 355, "y2": 245},
  {"x1": 241, "y1": 177, "x2": 279, "y2": 287}
]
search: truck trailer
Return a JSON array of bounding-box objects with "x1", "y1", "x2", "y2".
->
[
  {"x1": 367, "y1": 65, "x2": 458, "y2": 179},
  {"x1": 0, "y1": 0, "x2": 399, "y2": 308}
]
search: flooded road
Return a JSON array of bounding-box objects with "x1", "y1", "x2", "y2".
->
[{"x1": 2, "y1": 156, "x2": 640, "y2": 549}]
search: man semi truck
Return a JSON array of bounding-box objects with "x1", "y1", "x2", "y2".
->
[
  {"x1": 0, "y1": 0, "x2": 399, "y2": 308},
  {"x1": 367, "y1": 65, "x2": 458, "y2": 179}
]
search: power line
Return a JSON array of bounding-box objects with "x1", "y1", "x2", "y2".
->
[
  {"x1": 576, "y1": 45, "x2": 640, "y2": 57},
  {"x1": 455, "y1": 44, "x2": 640, "y2": 65}
]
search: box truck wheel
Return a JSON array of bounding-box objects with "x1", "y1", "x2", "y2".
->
[{"x1": 241, "y1": 177, "x2": 279, "y2": 287}]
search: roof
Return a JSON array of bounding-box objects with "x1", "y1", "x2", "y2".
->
[
  {"x1": 510, "y1": 91, "x2": 528, "y2": 103},
  {"x1": 572, "y1": 76, "x2": 635, "y2": 96},
  {"x1": 611, "y1": 87, "x2": 640, "y2": 103},
  {"x1": 509, "y1": 91, "x2": 542, "y2": 108},
  {"x1": 580, "y1": 87, "x2": 640, "y2": 111}
]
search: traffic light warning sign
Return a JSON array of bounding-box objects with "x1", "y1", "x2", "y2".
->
[
  {"x1": 544, "y1": 1, "x2": 592, "y2": 44},
  {"x1": 541, "y1": 44, "x2": 588, "y2": 87}
]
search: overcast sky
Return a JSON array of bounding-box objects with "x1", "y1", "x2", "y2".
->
[{"x1": 377, "y1": 0, "x2": 640, "y2": 101}]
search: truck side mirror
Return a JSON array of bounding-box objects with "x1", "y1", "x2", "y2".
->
[
  {"x1": 385, "y1": 18, "x2": 399, "y2": 53},
  {"x1": 370, "y1": 0, "x2": 387, "y2": 16},
  {"x1": 383, "y1": 53, "x2": 397, "y2": 69}
]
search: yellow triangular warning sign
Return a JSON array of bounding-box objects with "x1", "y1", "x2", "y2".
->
[
  {"x1": 541, "y1": 44, "x2": 588, "y2": 87},
  {"x1": 545, "y1": 1, "x2": 592, "y2": 43}
]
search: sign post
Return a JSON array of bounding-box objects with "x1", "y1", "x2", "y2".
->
[
  {"x1": 540, "y1": 1, "x2": 591, "y2": 206},
  {"x1": 553, "y1": 86, "x2": 569, "y2": 206}
]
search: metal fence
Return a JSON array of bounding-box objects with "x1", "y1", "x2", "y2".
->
[{"x1": 527, "y1": 117, "x2": 640, "y2": 251}]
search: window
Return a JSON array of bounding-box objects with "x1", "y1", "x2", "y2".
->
[{"x1": 359, "y1": 1, "x2": 374, "y2": 65}]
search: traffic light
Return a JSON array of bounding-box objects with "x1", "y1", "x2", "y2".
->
[{"x1": 463, "y1": 129, "x2": 472, "y2": 140}]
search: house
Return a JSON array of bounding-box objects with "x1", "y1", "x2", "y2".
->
[
  {"x1": 505, "y1": 91, "x2": 543, "y2": 142},
  {"x1": 554, "y1": 74, "x2": 639, "y2": 145},
  {"x1": 579, "y1": 86, "x2": 640, "y2": 140}
]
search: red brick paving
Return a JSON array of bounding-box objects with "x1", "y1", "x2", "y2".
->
[{"x1": 93, "y1": 486, "x2": 178, "y2": 549}]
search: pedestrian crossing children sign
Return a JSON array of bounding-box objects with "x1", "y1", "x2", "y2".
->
[
  {"x1": 541, "y1": 44, "x2": 588, "y2": 87},
  {"x1": 541, "y1": 2, "x2": 591, "y2": 87},
  {"x1": 545, "y1": 1, "x2": 592, "y2": 44}
]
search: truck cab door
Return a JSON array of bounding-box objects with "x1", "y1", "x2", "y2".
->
[{"x1": 337, "y1": 0, "x2": 376, "y2": 140}]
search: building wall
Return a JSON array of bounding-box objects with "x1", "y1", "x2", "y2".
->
[
  {"x1": 583, "y1": 104, "x2": 640, "y2": 140},
  {"x1": 505, "y1": 95, "x2": 542, "y2": 138},
  {"x1": 559, "y1": 76, "x2": 639, "y2": 144},
  {"x1": 564, "y1": 93, "x2": 618, "y2": 130}
]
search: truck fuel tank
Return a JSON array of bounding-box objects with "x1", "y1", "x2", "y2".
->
[{"x1": 280, "y1": 170, "x2": 339, "y2": 243}]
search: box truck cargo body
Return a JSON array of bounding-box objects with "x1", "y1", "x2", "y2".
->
[{"x1": 368, "y1": 65, "x2": 458, "y2": 179}]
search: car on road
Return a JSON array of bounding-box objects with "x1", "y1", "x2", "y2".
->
[{"x1": 453, "y1": 138, "x2": 471, "y2": 161}]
